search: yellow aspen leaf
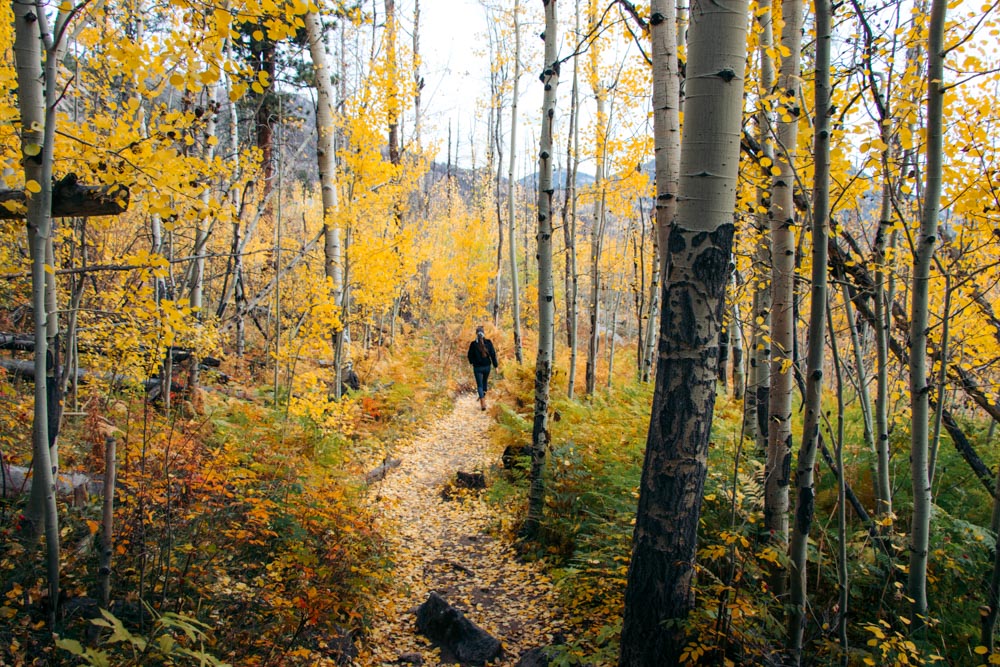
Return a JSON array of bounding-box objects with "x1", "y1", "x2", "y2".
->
[
  {"x1": 23, "y1": 143, "x2": 41, "y2": 157},
  {"x1": 252, "y1": 29, "x2": 264, "y2": 41},
  {"x1": 975, "y1": 647, "x2": 989, "y2": 655},
  {"x1": 251, "y1": 82, "x2": 264, "y2": 94},
  {"x1": 169, "y1": 73, "x2": 184, "y2": 87},
  {"x1": 25, "y1": 180, "x2": 41, "y2": 193}
]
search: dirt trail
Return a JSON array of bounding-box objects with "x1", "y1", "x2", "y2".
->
[{"x1": 356, "y1": 393, "x2": 569, "y2": 666}]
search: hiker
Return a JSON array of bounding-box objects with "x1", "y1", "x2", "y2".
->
[{"x1": 467, "y1": 326, "x2": 499, "y2": 411}]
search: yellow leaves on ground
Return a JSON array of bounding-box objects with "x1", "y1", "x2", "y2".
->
[{"x1": 358, "y1": 394, "x2": 571, "y2": 665}]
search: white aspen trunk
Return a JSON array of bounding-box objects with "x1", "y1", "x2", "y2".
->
[
  {"x1": 188, "y1": 74, "x2": 219, "y2": 395},
  {"x1": 730, "y1": 278, "x2": 746, "y2": 400},
  {"x1": 385, "y1": 0, "x2": 400, "y2": 168},
  {"x1": 413, "y1": 0, "x2": 422, "y2": 147},
  {"x1": 98, "y1": 436, "x2": 117, "y2": 607},
  {"x1": 190, "y1": 88, "x2": 218, "y2": 314},
  {"x1": 44, "y1": 231, "x2": 59, "y2": 470},
  {"x1": 508, "y1": 0, "x2": 524, "y2": 364},
  {"x1": 565, "y1": 0, "x2": 581, "y2": 398},
  {"x1": 764, "y1": 0, "x2": 804, "y2": 577},
  {"x1": 872, "y1": 177, "x2": 894, "y2": 521},
  {"x1": 584, "y1": 2, "x2": 606, "y2": 397},
  {"x1": 651, "y1": 0, "x2": 680, "y2": 275},
  {"x1": 619, "y1": 0, "x2": 749, "y2": 659},
  {"x1": 14, "y1": 0, "x2": 62, "y2": 621},
  {"x1": 908, "y1": 0, "x2": 947, "y2": 622},
  {"x1": 306, "y1": 9, "x2": 344, "y2": 397},
  {"x1": 641, "y1": 224, "x2": 660, "y2": 383},
  {"x1": 787, "y1": 0, "x2": 832, "y2": 655},
  {"x1": 606, "y1": 280, "x2": 622, "y2": 388},
  {"x1": 524, "y1": 0, "x2": 559, "y2": 537},
  {"x1": 840, "y1": 282, "x2": 875, "y2": 457},
  {"x1": 746, "y1": 0, "x2": 775, "y2": 450}
]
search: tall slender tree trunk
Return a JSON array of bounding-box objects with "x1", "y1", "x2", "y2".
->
[
  {"x1": 618, "y1": 0, "x2": 749, "y2": 660},
  {"x1": 524, "y1": 0, "x2": 559, "y2": 538},
  {"x1": 856, "y1": 0, "x2": 899, "y2": 523},
  {"x1": 641, "y1": 217, "x2": 660, "y2": 383},
  {"x1": 730, "y1": 277, "x2": 746, "y2": 399},
  {"x1": 307, "y1": 9, "x2": 344, "y2": 398},
  {"x1": 585, "y1": 92, "x2": 607, "y2": 395},
  {"x1": 764, "y1": 0, "x2": 804, "y2": 581},
  {"x1": 641, "y1": 0, "x2": 680, "y2": 388},
  {"x1": 508, "y1": 0, "x2": 524, "y2": 364},
  {"x1": 413, "y1": 0, "x2": 422, "y2": 147},
  {"x1": 908, "y1": 0, "x2": 947, "y2": 623},
  {"x1": 787, "y1": 0, "x2": 832, "y2": 655},
  {"x1": 14, "y1": 0, "x2": 63, "y2": 623},
  {"x1": 983, "y1": 462, "x2": 1000, "y2": 656},
  {"x1": 585, "y1": 3, "x2": 606, "y2": 396},
  {"x1": 564, "y1": 0, "x2": 581, "y2": 397},
  {"x1": 746, "y1": 0, "x2": 775, "y2": 450},
  {"x1": 188, "y1": 73, "x2": 220, "y2": 395},
  {"x1": 385, "y1": 0, "x2": 400, "y2": 168},
  {"x1": 840, "y1": 283, "x2": 875, "y2": 457}
]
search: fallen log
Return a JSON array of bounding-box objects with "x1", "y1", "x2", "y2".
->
[
  {"x1": 0, "y1": 358, "x2": 158, "y2": 390},
  {"x1": 415, "y1": 592, "x2": 502, "y2": 665},
  {"x1": 0, "y1": 177, "x2": 129, "y2": 220},
  {"x1": 0, "y1": 333, "x2": 35, "y2": 352},
  {"x1": 365, "y1": 458, "x2": 402, "y2": 484},
  {"x1": 1, "y1": 464, "x2": 103, "y2": 503}
]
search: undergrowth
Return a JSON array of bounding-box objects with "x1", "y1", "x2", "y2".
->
[
  {"x1": 490, "y1": 368, "x2": 999, "y2": 666},
  {"x1": 0, "y1": 336, "x2": 454, "y2": 666}
]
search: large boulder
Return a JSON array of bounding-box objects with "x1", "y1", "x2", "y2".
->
[{"x1": 415, "y1": 592, "x2": 502, "y2": 665}]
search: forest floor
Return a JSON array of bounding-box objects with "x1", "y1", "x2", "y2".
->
[{"x1": 356, "y1": 393, "x2": 571, "y2": 666}]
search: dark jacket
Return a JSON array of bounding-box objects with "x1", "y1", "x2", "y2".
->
[{"x1": 468, "y1": 338, "x2": 498, "y2": 368}]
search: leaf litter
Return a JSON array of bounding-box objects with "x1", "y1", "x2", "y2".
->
[{"x1": 356, "y1": 393, "x2": 570, "y2": 665}]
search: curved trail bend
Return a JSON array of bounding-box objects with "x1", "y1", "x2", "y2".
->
[{"x1": 357, "y1": 393, "x2": 570, "y2": 666}]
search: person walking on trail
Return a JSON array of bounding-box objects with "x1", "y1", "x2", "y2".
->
[{"x1": 467, "y1": 326, "x2": 499, "y2": 411}]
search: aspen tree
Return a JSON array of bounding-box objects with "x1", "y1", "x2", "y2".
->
[
  {"x1": 619, "y1": 0, "x2": 749, "y2": 659},
  {"x1": 746, "y1": 0, "x2": 774, "y2": 450},
  {"x1": 764, "y1": 0, "x2": 804, "y2": 571},
  {"x1": 851, "y1": 0, "x2": 903, "y2": 525},
  {"x1": 306, "y1": 6, "x2": 344, "y2": 397},
  {"x1": 385, "y1": 0, "x2": 399, "y2": 168},
  {"x1": 985, "y1": 465, "x2": 1000, "y2": 652},
  {"x1": 525, "y1": 0, "x2": 558, "y2": 537},
  {"x1": 563, "y1": 0, "x2": 581, "y2": 398},
  {"x1": 12, "y1": 0, "x2": 73, "y2": 623},
  {"x1": 908, "y1": 0, "x2": 946, "y2": 623},
  {"x1": 787, "y1": 0, "x2": 832, "y2": 655},
  {"x1": 729, "y1": 284, "x2": 746, "y2": 398},
  {"x1": 187, "y1": 38, "x2": 221, "y2": 395},
  {"x1": 584, "y1": 0, "x2": 607, "y2": 396},
  {"x1": 508, "y1": 0, "x2": 524, "y2": 364},
  {"x1": 641, "y1": 0, "x2": 680, "y2": 389}
]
